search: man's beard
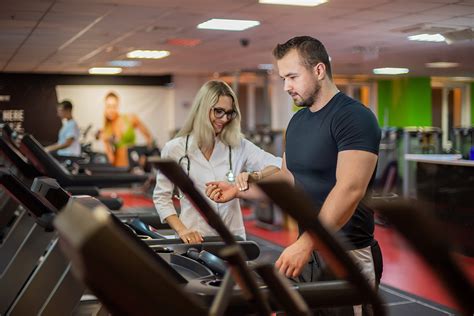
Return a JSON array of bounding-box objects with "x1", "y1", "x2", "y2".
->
[{"x1": 293, "y1": 80, "x2": 321, "y2": 108}]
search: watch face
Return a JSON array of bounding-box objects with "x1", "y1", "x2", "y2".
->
[{"x1": 251, "y1": 171, "x2": 260, "y2": 181}]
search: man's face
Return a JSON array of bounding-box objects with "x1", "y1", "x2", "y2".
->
[
  {"x1": 276, "y1": 49, "x2": 321, "y2": 108},
  {"x1": 56, "y1": 106, "x2": 67, "y2": 119}
]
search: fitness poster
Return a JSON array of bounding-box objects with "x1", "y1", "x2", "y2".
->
[{"x1": 55, "y1": 85, "x2": 174, "y2": 151}]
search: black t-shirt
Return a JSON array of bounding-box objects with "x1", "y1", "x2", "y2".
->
[{"x1": 285, "y1": 92, "x2": 381, "y2": 249}]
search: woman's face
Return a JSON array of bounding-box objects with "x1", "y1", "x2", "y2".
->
[
  {"x1": 209, "y1": 95, "x2": 235, "y2": 135},
  {"x1": 104, "y1": 96, "x2": 119, "y2": 120}
]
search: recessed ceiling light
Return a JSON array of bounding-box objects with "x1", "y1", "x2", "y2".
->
[
  {"x1": 373, "y1": 67, "x2": 409, "y2": 75},
  {"x1": 88, "y1": 67, "x2": 122, "y2": 75},
  {"x1": 107, "y1": 60, "x2": 142, "y2": 67},
  {"x1": 259, "y1": 0, "x2": 327, "y2": 6},
  {"x1": 197, "y1": 19, "x2": 260, "y2": 31},
  {"x1": 126, "y1": 50, "x2": 170, "y2": 59},
  {"x1": 408, "y1": 33, "x2": 445, "y2": 42},
  {"x1": 425, "y1": 62, "x2": 459, "y2": 68}
]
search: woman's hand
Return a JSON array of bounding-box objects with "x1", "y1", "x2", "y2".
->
[
  {"x1": 177, "y1": 228, "x2": 204, "y2": 244},
  {"x1": 165, "y1": 215, "x2": 203, "y2": 244},
  {"x1": 236, "y1": 172, "x2": 250, "y2": 191},
  {"x1": 205, "y1": 181, "x2": 239, "y2": 203},
  {"x1": 236, "y1": 171, "x2": 261, "y2": 191}
]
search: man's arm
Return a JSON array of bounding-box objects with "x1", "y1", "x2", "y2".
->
[
  {"x1": 45, "y1": 137, "x2": 74, "y2": 152},
  {"x1": 318, "y1": 150, "x2": 378, "y2": 232},
  {"x1": 275, "y1": 150, "x2": 378, "y2": 277}
]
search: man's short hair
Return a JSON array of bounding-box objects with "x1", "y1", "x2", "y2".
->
[
  {"x1": 273, "y1": 36, "x2": 332, "y2": 79},
  {"x1": 58, "y1": 100, "x2": 73, "y2": 111}
]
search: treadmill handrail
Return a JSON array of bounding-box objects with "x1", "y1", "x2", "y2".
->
[
  {"x1": 255, "y1": 264, "x2": 310, "y2": 316},
  {"x1": 0, "y1": 130, "x2": 41, "y2": 178},
  {"x1": 0, "y1": 168, "x2": 56, "y2": 229}
]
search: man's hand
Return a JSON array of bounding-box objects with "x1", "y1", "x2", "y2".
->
[
  {"x1": 205, "y1": 181, "x2": 239, "y2": 203},
  {"x1": 275, "y1": 234, "x2": 314, "y2": 278}
]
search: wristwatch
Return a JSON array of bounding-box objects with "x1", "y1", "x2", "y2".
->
[{"x1": 250, "y1": 171, "x2": 262, "y2": 182}]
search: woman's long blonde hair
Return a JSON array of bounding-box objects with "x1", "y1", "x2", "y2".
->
[{"x1": 176, "y1": 80, "x2": 242, "y2": 152}]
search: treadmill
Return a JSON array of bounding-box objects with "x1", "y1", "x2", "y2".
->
[{"x1": 0, "y1": 169, "x2": 260, "y2": 315}]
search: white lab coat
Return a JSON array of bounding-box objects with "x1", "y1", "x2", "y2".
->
[{"x1": 153, "y1": 134, "x2": 282, "y2": 239}]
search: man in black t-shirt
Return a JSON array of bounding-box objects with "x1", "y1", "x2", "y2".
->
[
  {"x1": 206, "y1": 36, "x2": 381, "y2": 313},
  {"x1": 271, "y1": 37, "x2": 381, "y2": 285}
]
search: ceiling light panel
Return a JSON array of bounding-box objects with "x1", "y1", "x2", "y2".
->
[
  {"x1": 259, "y1": 0, "x2": 327, "y2": 6},
  {"x1": 88, "y1": 67, "x2": 122, "y2": 75},
  {"x1": 373, "y1": 67, "x2": 409, "y2": 75},
  {"x1": 408, "y1": 33, "x2": 445, "y2": 42},
  {"x1": 197, "y1": 19, "x2": 260, "y2": 31},
  {"x1": 126, "y1": 50, "x2": 170, "y2": 59}
]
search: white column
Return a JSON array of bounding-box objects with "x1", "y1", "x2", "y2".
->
[
  {"x1": 270, "y1": 72, "x2": 293, "y2": 130},
  {"x1": 246, "y1": 82, "x2": 256, "y2": 130},
  {"x1": 461, "y1": 83, "x2": 471, "y2": 127},
  {"x1": 441, "y1": 87, "x2": 449, "y2": 150}
]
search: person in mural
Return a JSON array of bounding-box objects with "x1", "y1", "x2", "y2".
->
[
  {"x1": 46, "y1": 100, "x2": 81, "y2": 157},
  {"x1": 153, "y1": 80, "x2": 281, "y2": 243},
  {"x1": 101, "y1": 91, "x2": 154, "y2": 167}
]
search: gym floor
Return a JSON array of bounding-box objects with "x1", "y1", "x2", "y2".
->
[{"x1": 118, "y1": 191, "x2": 474, "y2": 315}]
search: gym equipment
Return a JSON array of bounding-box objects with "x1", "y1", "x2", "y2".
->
[
  {"x1": 0, "y1": 169, "x2": 259, "y2": 314},
  {"x1": 451, "y1": 127, "x2": 474, "y2": 159},
  {"x1": 55, "y1": 181, "x2": 315, "y2": 315},
  {"x1": 402, "y1": 127, "x2": 442, "y2": 198},
  {"x1": 0, "y1": 126, "x2": 124, "y2": 210},
  {"x1": 369, "y1": 198, "x2": 474, "y2": 315},
  {"x1": 19, "y1": 133, "x2": 148, "y2": 188}
]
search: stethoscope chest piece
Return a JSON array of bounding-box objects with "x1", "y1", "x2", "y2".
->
[{"x1": 226, "y1": 170, "x2": 235, "y2": 183}]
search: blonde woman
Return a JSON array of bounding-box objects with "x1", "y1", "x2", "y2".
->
[
  {"x1": 153, "y1": 80, "x2": 281, "y2": 243},
  {"x1": 101, "y1": 92, "x2": 153, "y2": 167}
]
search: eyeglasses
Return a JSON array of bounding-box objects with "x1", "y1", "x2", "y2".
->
[{"x1": 212, "y1": 107, "x2": 237, "y2": 120}]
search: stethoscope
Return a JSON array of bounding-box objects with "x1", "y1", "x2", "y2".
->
[{"x1": 175, "y1": 135, "x2": 234, "y2": 199}]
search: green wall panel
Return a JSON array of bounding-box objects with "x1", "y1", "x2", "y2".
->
[{"x1": 377, "y1": 77, "x2": 432, "y2": 127}]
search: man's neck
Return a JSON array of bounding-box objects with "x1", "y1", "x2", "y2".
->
[{"x1": 309, "y1": 81, "x2": 339, "y2": 112}]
